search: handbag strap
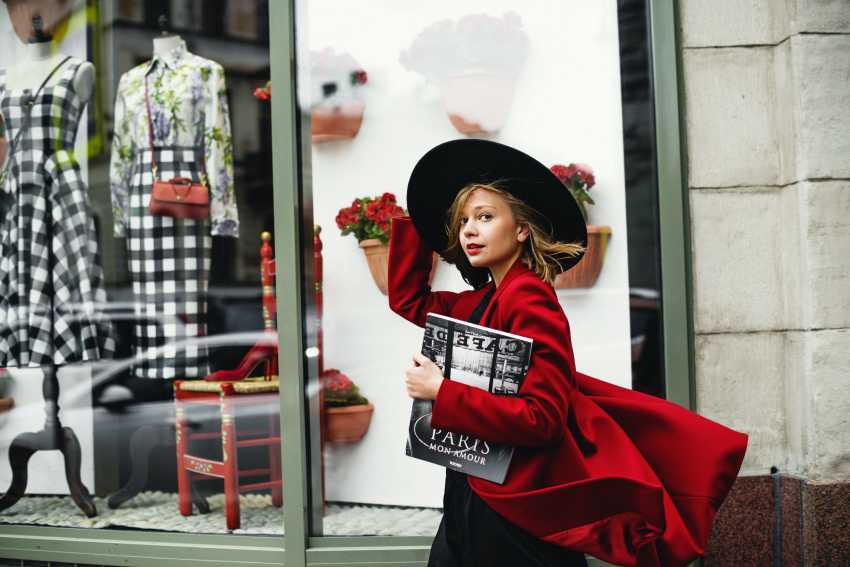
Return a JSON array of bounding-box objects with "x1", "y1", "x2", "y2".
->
[
  {"x1": 144, "y1": 64, "x2": 209, "y2": 185},
  {"x1": 143, "y1": 71, "x2": 159, "y2": 182},
  {"x1": 3, "y1": 55, "x2": 72, "y2": 170}
]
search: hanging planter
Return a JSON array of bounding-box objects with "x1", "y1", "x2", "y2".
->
[
  {"x1": 0, "y1": 371, "x2": 11, "y2": 413},
  {"x1": 309, "y1": 49, "x2": 368, "y2": 144},
  {"x1": 321, "y1": 369, "x2": 373, "y2": 443},
  {"x1": 553, "y1": 225, "x2": 612, "y2": 289},
  {"x1": 359, "y1": 238, "x2": 390, "y2": 294},
  {"x1": 359, "y1": 238, "x2": 438, "y2": 295},
  {"x1": 400, "y1": 13, "x2": 529, "y2": 136},
  {"x1": 442, "y1": 71, "x2": 519, "y2": 135},
  {"x1": 260, "y1": 49, "x2": 369, "y2": 143},
  {"x1": 337, "y1": 193, "x2": 437, "y2": 295},
  {"x1": 312, "y1": 100, "x2": 365, "y2": 143},
  {"x1": 549, "y1": 163, "x2": 612, "y2": 289},
  {"x1": 325, "y1": 403, "x2": 375, "y2": 443}
]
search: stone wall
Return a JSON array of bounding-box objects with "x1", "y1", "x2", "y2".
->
[{"x1": 679, "y1": 1, "x2": 849, "y2": 564}]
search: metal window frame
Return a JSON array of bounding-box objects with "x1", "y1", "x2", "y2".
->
[{"x1": 0, "y1": 1, "x2": 689, "y2": 565}]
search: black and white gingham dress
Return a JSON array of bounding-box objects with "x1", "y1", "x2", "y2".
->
[
  {"x1": 110, "y1": 42, "x2": 238, "y2": 380},
  {"x1": 125, "y1": 146, "x2": 211, "y2": 379},
  {"x1": 0, "y1": 59, "x2": 114, "y2": 366}
]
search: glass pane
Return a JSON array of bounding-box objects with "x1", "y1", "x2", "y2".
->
[
  {"x1": 0, "y1": 0, "x2": 281, "y2": 535},
  {"x1": 295, "y1": 0, "x2": 665, "y2": 537}
]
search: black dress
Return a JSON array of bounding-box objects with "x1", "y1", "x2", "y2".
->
[{"x1": 428, "y1": 286, "x2": 587, "y2": 567}]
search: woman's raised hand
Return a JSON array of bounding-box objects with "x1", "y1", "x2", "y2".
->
[{"x1": 404, "y1": 352, "x2": 445, "y2": 400}]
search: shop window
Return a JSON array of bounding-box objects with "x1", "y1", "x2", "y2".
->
[
  {"x1": 0, "y1": 0, "x2": 282, "y2": 536},
  {"x1": 294, "y1": 0, "x2": 665, "y2": 537}
]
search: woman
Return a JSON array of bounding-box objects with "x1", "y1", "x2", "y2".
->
[{"x1": 388, "y1": 139, "x2": 748, "y2": 567}]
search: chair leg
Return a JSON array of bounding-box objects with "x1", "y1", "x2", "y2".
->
[
  {"x1": 175, "y1": 401, "x2": 193, "y2": 517},
  {"x1": 221, "y1": 393, "x2": 241, "y2": 530},
  {"x1": 108, "y1": 423, "x2": 171, "y2": 509},
  {"x1": 268, "y1": 413, "x2": 283, "y2": 507}
]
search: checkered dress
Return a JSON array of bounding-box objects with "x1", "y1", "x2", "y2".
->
[
  {"x1": 110, "y1": 43, "x2": 239, "y2": 380},
  {"x1": 0, "y1": 59, "x2": 114, "y2": 366},
  {"x1": 126, "y1": 147, "x2": 211, "y2": 379}
]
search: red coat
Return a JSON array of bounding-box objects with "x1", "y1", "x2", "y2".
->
[{"x1": 388, "y1": 217, "x2": 747, "y2": 567}]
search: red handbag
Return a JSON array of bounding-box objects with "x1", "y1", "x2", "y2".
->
[
  {"x1": 149, "y1": 177, "x2": 210, "y2": 219},
  {"x1": 145, "y1": 73, "x2": 210, "y2": 220}
]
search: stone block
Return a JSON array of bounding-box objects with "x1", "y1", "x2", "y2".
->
[
  {"x1": 780, "y1": 475, "x2": 804, "y2": 567},
  {"x1": 800, "y1": 181, "x2": 850, "y2": 329},
  {"x1": 690, "y1": 187, "x2": 801, "y2": 333},
  {"x1": 704, "y1": 475, "x2": 774, "y2": 566},
  {"x1": 803, "y1": 480, "x2": 850, "y2": 566},
  {"x1": 684, "y1": 48, "x2": 781, "y2": 188},
  {"x1": 790, "y1": 35, "x2": 850, "y2": 180},
  {"x1": 703, "y1": 476, "x2": 775, "y2": 567},
  {"x1": 789, "y1": 0, "x2": 850, "y2": 33},
  {"x1": 680, "y1": 0, "x2": 786, "y2": 47},
  {"x1": 804, "y1": 329, "x2": 850, "y2": 480},
  {"x1": 772, "y1": 39, "x2": 799, "y2": 187},
  {"x1": 695, "y1": 332, "x2": 790, "y2": 473}
]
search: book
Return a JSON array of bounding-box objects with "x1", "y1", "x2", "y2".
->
[{"x1": 405, "y1": 312, "x2": 533, "y2": 484}]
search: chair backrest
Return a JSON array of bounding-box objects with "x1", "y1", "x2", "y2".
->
[
  {"x1": 260, "y1": 231, "x2": 276, "y2": 333},
  {"x1": 314, "y1": 225, "x2": 324, "y2": 375}
]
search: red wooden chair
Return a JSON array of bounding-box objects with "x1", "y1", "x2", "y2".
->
[{"x1": 173, "y1": 231, "x2": 282, "y2": 530}]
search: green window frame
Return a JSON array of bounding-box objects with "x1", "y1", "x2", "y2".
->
[{"x1": 0, "y1": 1, "x2": 690, "y2": 565}]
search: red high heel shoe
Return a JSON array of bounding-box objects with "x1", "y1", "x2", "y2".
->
[{"x1": 204, "y1": 340, "x2": 278, "y2": 382}]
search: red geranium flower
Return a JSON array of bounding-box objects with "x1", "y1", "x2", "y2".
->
[
  {"x1": 550, "y1": 162, "x2": 597, "y2": 221},
  {"x1": 336, "y1": 193, "x2": 407, "y2": 244}
]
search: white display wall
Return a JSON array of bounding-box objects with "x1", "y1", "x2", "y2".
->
[{"x1": 303, "y1": 0, "x2": 631, "y2": 508}]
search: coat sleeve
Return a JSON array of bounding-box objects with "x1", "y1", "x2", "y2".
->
[
  {"x1": 387, "y1": 216, "x2": 461, "y2": 327},
  {"x1": 431, "y1": 276, "x2": 574, "y2": 447}
]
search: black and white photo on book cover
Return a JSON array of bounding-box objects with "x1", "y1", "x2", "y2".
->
[{"x1": 406, "y1": 313, "x2": 533, "y2": 484}]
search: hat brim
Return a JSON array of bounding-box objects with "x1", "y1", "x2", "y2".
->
[{"x1": 407, "y1": 139, "x2": 587, "y2": 273}]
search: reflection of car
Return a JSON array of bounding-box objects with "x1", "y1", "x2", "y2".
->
[
  {"x1": 1, "y1": 284, "x2": 278, "y2": 500},
  {"x1": 93, "y1": 329, "x2": 280, "y2": 499},
  {"x1": 629, "y1": 287, "x2": 662, "y2": 398}
]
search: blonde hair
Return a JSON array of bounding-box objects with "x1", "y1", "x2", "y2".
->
[{"x1": 442, "y1": 182, "x2": 585, "y2": 286}]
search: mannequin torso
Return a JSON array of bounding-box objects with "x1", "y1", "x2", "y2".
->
[
  {"x1": 5, "y1": 41, "x2": 94, "y2": 103},
  {"x1": 153, "y1": 35, "x2": 183, "y2": 58}
]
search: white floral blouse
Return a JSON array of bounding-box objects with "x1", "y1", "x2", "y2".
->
[{"x1": 109, "y1": 39, "x2": 238, "y2": 237}]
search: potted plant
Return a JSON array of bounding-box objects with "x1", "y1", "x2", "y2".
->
[
  {"x1": 549, "y1": 163, "x2": 612, "y2": 289},
  {"x1": 254, "y1": 47, "x2": 369, "y2": 143},
  {"x1": 0, "y1": 369, "x2": 13, "y2": 414},
  {"x1": 400, "y1": 12, "x2": 529, "y2": 135},
  {"x1": 336, "y1": 192, "x2": 437, "y2": 294},
  {"x1": 321, "y1": 368, "x2": 373, "y2": 443},
  {"x1": 309, "y1": 48, "x2": 368, "y2": 143}
]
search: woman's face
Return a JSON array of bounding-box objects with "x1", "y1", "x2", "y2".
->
[{"x1": 459, "y1": 188, "x2": 528, "y2": 282}]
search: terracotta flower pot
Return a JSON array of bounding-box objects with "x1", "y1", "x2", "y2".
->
[
  {"x1": 441, "y1": 72, "x2": 518, "y2": 135},
  {"x1": 553, "y1": 225, "x2": 612, "y2": 289},
  {"x1": 0, "y1": 397, "x2": 13, "y2": 413},
  {"x1": 359, "y1": 238, "x2": 438, "y2": 295},
  {"x1": 324, "y1": 403, "x2": 374, "y2": 443},
  {"x1": 311, "y1": 101, "x2": 365, "y2": 143}
]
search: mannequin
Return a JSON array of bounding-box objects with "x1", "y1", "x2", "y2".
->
[
  {"x1": 5, "y1": 39, "x2": 94, "y2": 103},
  {"x1": 0, "y1": 11, "x2": 112, "y2": 517},
  {"x1": 106, "y1": 12, "x2": 238, "y2": 508},
  {"x1": 2, "y1": 0, "x2": 87, "y2": 92},
  {"x1": 153, "y1": 34, "x2": 183, "y2": 59}
]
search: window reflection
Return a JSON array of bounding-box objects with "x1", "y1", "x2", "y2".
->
[
  {"x1": 0, "y1": 0, "x2": 280, "y2": 535},
  {"x1": 298, "y1": 0, "x2": 665, "y2": 537}
]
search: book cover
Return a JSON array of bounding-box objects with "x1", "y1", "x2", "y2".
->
[{"x1": 405, "y1": 313, "x2": 533, "y2": 484}]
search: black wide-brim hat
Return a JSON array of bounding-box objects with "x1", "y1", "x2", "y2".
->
[{"x1": 407, "y1": 139, "x2": 587, "y2": 273}]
